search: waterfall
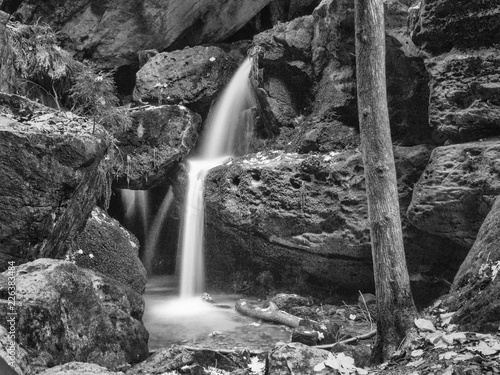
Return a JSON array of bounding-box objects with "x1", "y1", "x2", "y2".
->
[{"x1": 179, "y1": 58, "x2": 254, "y2": 298}]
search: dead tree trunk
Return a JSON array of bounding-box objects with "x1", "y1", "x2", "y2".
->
[
  {"x1": 0, "y1": 11, "x2": 15, "y2": 93},
  {"x1": 354, "y1": 0, "x2": 417, "y2": 362}
]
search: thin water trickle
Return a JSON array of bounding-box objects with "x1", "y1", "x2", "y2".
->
[{"x1": 178, "y1": 58, "x2": 255, "y2": 298}]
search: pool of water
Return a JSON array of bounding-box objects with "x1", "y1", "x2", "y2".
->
[{"x1": 143, "y1": 276, "x2": 291, "y2": 352}]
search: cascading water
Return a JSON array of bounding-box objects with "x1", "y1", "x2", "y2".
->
[{"x1": 179, "y1": 58, "x2": 254, "y2": 298}]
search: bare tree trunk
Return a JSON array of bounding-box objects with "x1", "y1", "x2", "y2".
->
[
  {"x1": 0, "y1": 11, "x2": 15, "y2": 93},
  {"x1": 354, "y1": 0, "x2": 417, "y2": 362}
]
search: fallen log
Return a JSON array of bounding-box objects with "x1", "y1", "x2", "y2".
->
[{"x1": 235, "y1": 299, "x2": 302, "y2": 328}]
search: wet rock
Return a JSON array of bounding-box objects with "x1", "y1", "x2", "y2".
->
[
  {"x1": 0, "y1": 259, "x2": 149, "y2": 372},
  {"x1": 412, "y1": 0, "x2": 500, "y2": 54},
  {"x1": 0, "y1": 94, "x2": 109, "y2": 271},
  {"x1": 407, "y1": 138, "x2": 500, "y2": 248},
  {"x1": 426, "y1": 49, "x2": 500, "y2": 143},
  {"x1": 12, "y1": 0, "x2": 272, "y2": 67},
  {"x1": 270, "y1": 293, "x2": 314, "y2": 311},
  {"x1": 112, "y1": 104, "x2": 201, "y2": 190},
  {"x1": 68, "y1": 206, "x2": 147, "y2": 294},
  {"x1": 203, "y1": 146, "x2": 457, "y2": 297},
  {"x1": 133, "y1": 46, "x2": 238, "y2": 114},
  {"x1": 38, "y1": 362, "x2": 124, "y2": 375},
  {"x1": 442, "y1": 195, "x2": 500, "y2": 333},
  {"x1": 267, "y1": 342, "x2": 331, "y2": 374}
]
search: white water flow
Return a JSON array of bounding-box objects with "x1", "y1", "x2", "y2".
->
[{"x1": 179, "y1": 58, "x2": 254, "y2": 298}]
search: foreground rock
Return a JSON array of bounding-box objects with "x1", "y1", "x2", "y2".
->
[
  {"x1": 203, "y1": 146, "x2": 462, "y2": 298},
  {"x1": 38, "y1": 362, "x2": 124, "y2": 375},
  {"x1": 0, "y1": 94, "x2": 109, "y2": 271},
  {"x1": 13, "y1": 0, "x2": 272, "y2": 67},
  {"x1": 68, "y1": 207, "x2": 147, "y2": 294},
  {"x1": 0, "y1": 325, "x2": 32, "y2": 375},
  {"x1": 442, "y1": 195, "x2": 500, "y2": 333},
  {"x1": 0, "y1": 259, "x2": 148, "y2": 372},
  {"x1": 408, "y1": 138, "x2": 500, "y2": 248},
  {"x1": 267, "y1": 342, "x2": 331, "y2": 375},
  {"x1": 112, "y1": 104, "x2": 201, "y2": 190}
]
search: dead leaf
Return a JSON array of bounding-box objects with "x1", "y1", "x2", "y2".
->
[
  {"x1": 453, "y1": 353, "x2": 474, "y2": 362},
  {"x1": 248, "y1": 356, "x2": 265, "y2": 374},
  {"x1": 438, "y1": 351, "x2": 457, "y2": 360},
  {"x1": 406, "y1": 358, "x2": 425, "y2": 368},
  {"x1": 414, "y1": 318, "x2": 436, "y2": 332},
  {"x1": 411, "y1": 349, "x2": 424, "y2": 357}
]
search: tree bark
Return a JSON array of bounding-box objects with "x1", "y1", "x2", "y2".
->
[
  {"x1": 354, "y1": 0, "x2": 417, "y2": 362},
  {"x1": 235, "y1": 299, "x2": 302, "y2": 328},
  {"x1": 0, "y1": 11, "x2": 15, "y2": 93}
]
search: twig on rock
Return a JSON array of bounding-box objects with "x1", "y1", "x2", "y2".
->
[{"x1": 315, "y1": 329, "x2": 377, "y2": 349}]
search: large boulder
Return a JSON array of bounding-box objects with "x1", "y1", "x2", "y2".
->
[
  {"x1": 441, "y1": 195, "x2": 500, "y2": 333},
  {"x1": 12, "y1": 0, "x2": 272, "y2": 68},
  {"x1": 425, "y1": 48, "x2": 500, "y2": 143},
  {"x1": 0, "y1": 325, "x2": 32, "y2": 375},
  {"x1": 203, "y1": 146, "x2": 463, "y2": 298},
  {"x1": 0, "y1": 94, "x2": 109, "y2": 270},
  {"x1": 67, "y1": 206, "x2": 147, "y2": 294},
  {"x1": 133, "y1": 46, "x2": 239, "y2": 114},
  {"x1": 267, "y1": 342, "x2": 331, "y2": 375},
  {"x1": 412, "y1": 0, "x2": 500, "y2": 54},
  {"x1": 112, "y1": 104, "x2": 202, "y2": 190},
  {"x1": 407, "y1": 138, "x2": 500, "y2": 248},
  {"x1": 0, "y1": 259, "x2": 149, "y2": 372}
]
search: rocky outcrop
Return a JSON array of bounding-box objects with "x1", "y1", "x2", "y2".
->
[
  {"x1": 250, "y1": 0, "x2": 431, "y2": 148},
  {"x1": 68, "y1": 207, "x2": 147, "y2": 294},
  {"x1": 203, "y1": 146, "x2": 462, "y2": 297},
  {"x1": 133, "y1": 46, "x2": 239, "y2": 114},
  {"x1": 425, "y1": 49, "x2": 500, "y2": 143},
  {"x1": 412, "y1": 0, "x2": 500, "y2": 54},
  {"x1": 0, "y1": 94, "x2": 109, "y2": 271},
  {"x1": 12, "y1": 0, "x2": 272, "y2": 68},
  {"x1": 0, "y1": 259, "x2": 149, "y2": 372},
  {"x1": 407, "y1": 138, "x2": 500, "y2": 248},
  {"x1": 0, "y1": 325, "x2": 32, "y2": 375},
  {"x1": 439, "y1": 196, "x2": 500, "y2": 333},
  {"x1": 38, "y1": 362, "x2": 124, "y2": 375},
  {"x1": 112, "y1": 104, "x2": 201, "y2": 190},
  {"x1": 267, "y1": 342, "x2": 330, "y2": 374}
]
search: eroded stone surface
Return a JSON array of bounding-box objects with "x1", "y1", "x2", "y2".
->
[
  {"x1": 0, "y1": 94, "x2": 109, "y2": 270},
  {"x1": 0, "y1": 259, "x2": 148, "y2": 373},
  {"x1": 267, "y1": 342, "x2": 330, "y2": 375},
  {"x1": 112, "y1": 104, "x2": 202, "y2": 190},
  {"x1": 407, "y1": 138, "x2": 500, "y2": 248},
  {"x1": 426, "y1": 48, "x2": 500, "y2": 143}
]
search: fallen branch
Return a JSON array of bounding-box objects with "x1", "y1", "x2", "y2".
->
[
  {"x1": 235, "y1": 299, "x2": 302, "y2": 328},
  {"x1": 314, "y1": 329, "x2": 377, "y2": 349},
  {"x1": 183, "y1": 346, "x2": 265, "y2": 356}
]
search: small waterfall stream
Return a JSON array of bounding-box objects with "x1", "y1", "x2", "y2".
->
[{"x1": 179, "y1": 58, "x2": 254, "y2": 298}]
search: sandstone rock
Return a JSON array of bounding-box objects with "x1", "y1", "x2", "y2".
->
[
  {"x1": 441, "y1": 196, "x2": 500, "y2": 333},
  {"x1": 13, "y1": 0, "x2": 272, "y2": 67},
  {"x1": 267, "y1": 342, "x2": 331, "y2": 375},
  {"x1": 68, "y1": 207, "x2": 147, "y2": 294},
  {"x1": 203, "y1": 146, "x2": 459, "y2": 297},
  {"x1": 0, "y1": 94, "x2": 109, "y2": 271},
  {"x1": 426, "y1": 48, "x2": 500, "y2": 143},
  {"x1": 408, "y1": 138, "x2": 500, "y2": 248},
  {"x1": 0, "y1": 325, "x2": 32, "y2": 375},
  {"x1": 0, "y1": 259, "x2": 149, "y2": 372},
  {"x1": 133, "y1": 46, "x2": 238, "y2": 114},
  {"x1": 112, "y1": 104, "x2": 201, "y2": 190},
  {"x1": 38, "y1": 362, "x2": 124, "y2": 375},
  {"x1": 412, "y1": 0, "x2": 500, "y2": 54}
]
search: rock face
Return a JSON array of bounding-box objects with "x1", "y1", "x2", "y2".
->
[
  {"x1": 38, "y1": 362, "x2": 124, "y2": 375},
  {"x1": 412, "y1": 0, "x2": 500, "y2": 54},
  {"x1": 0, "y1": 325, "x2": 32, "y2": 375},
  {"x1": 0, "y1": 259, "x2": 149, "y2": 372},
  {"x1": 425, "y1": 49, "x2": 500, "y2": 143},
  {"x1": 407, "y1": 138, "x2": 500, "y2": 248},
  {"x1": 442, "y1": 196, "x2": 500, "y2": 333},
  {"x1": 0, "y1": 94, "x2": 109, "y2": 271},
  {"x1": 112, "y1": 104, "x2": 201, "y2": 190},
  {"x1": 68, "y1": 207, "x2": 147, "y2": 294},
  {"x1": 250, "y1": 0, "x2": 431, "y2": 148},
  {"x1": 203, "y1": 146, "x2": 462, "y2": 297},
  {"x1": 133, "y1": 46, "x2": 239, "y2": 114},
  {"x1": 13, "y1": 0, "x2": 272, "y2": 67}
]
